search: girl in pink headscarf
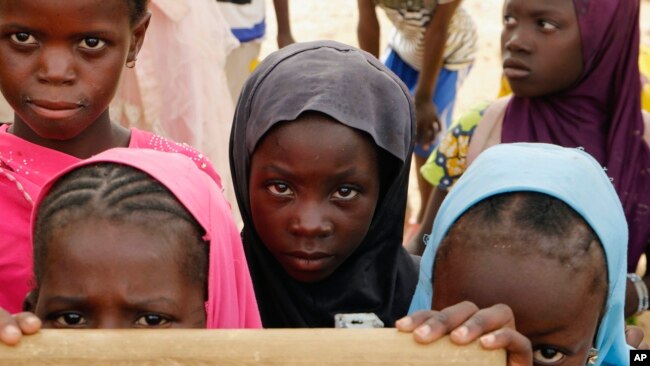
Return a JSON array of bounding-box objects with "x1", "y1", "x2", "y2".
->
[{"x1": 0, "y1": 148, "x2": 260, "y2": 344}]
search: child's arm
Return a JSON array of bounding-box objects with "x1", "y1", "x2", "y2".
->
[
  {"x1": 273, "y1": 0, "x2": 295, "y2": 48},
  {"x1": 396, "y1": 302, "x2": 532, "y2": 366},
  {"x1": 413, "y1": 1, "x2": 462, "y2": 147},
  {"x1": 356, "y1": 0, "x2": 380, "y2": 58},
  {"x1": 0, "y1": 309, "x2": 41, "y2": 346}
]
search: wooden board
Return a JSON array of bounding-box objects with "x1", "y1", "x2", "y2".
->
[{"x1": 0, "y1": 328, "x2": 505, "y2": 365}]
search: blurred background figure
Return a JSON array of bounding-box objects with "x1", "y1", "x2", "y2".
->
[{"x1": 218, "y1": 0, "x2": 294, "y2": 104}]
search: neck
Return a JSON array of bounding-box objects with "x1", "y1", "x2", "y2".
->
[{"x1": 9, "y1": 110, "x2": 131, "y2": 159}]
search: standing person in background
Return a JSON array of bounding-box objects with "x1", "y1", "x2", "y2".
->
[
  {"x1": 357, "y1": 0, "x2": 477, "y2": 243},
  {"x1": 218, "y1": 0, "x2": 295, "y2": 103},
  {"x1": 112, "y1": 0, "x2": 242, "y2": 222}
]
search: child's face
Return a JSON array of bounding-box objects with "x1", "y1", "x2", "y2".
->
[
  {"x1": 432, "y1": 247, "x2": 603, "y2": 366},
  {"x1": 501, "y1": 0, "x2": 583, "y2": 97},
  {"x1": 33, "y1": 218, "x2": 206, "y2": 329},
  {"x1": 249, "y1": 114, "x2": 381, "y2": 283},
  {"x1": 0, "y1": 0, "x2": 146, "y2": 139}
]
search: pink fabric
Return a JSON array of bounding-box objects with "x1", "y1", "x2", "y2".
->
[
  {"x1": 32, "y1": 148, "x2": 261, "y2": 328},
  {"x1": 111, "y1": 0, "x2": 241, "y2": 222},
  {"x1": 0, "y1": 126, "x2": 222, "y2": 313}
]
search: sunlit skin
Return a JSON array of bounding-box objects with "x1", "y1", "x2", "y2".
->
[
  {"x1": 249, "y1": 113, "x2": 381, "y2": 283},
  {"x1": 433, "y1": 245, "x2": 604, "y2": 366},
  {"x1": 31, "y1": 218, "x2": 206, "y2": 329},
  {"x1": 501, "y1": 0, "x2": 583, "y2": 97},
  {"x1": 0, "y1": 0, "x2": 149, "y2": 158}
]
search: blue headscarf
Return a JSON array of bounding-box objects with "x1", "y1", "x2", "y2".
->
[{"x1": 409, "y1": 143, "x2": 629, "y2": 366}]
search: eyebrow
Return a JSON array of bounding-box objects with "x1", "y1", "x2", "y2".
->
[
  {"x1": 127, "y1": 297, "x2": 182, "y2": 312},
  {"x1": 526, "y1": 323, "x2": 568, "y2": 339},
  {"x1": 40, "y1": 295, "x2": 88, "y2": 307}
]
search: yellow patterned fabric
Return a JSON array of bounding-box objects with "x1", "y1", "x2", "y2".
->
[
  {"x1": 641, "y1": 45, "x2": 649, "y2": 112},
  {"x1": 420, "y1": 102, "x2": 489, "y2": 189}
]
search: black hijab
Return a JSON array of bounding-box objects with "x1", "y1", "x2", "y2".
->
[{"x1": 230, "y1": 41, "x2": 417, "y2": 328}]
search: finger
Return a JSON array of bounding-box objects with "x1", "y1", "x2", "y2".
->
[
  {"x1": 433, "y1": 119, "x2": 442, "y2": 134},
  {"x1": 412, "y1": 301, "x2": 480, "y2": 344},
  {"x1": 639, "y1": 341, "x2": 650, "y2": 350},
  {"x1": 626, "y1": 325, "x2": 646, "y2": 348},
  {"x1": 450, "y1": 303, "x2": 516, "y2": 345},
  {"x1": 13, "y1": 312, "x2": 41, "y2": 335},
  {"x1": 0, "y1": 308, "x2": 22, "y2": 346},
  {"x1": 480, "y1": 328, "x2": 533, "y2": 366}
]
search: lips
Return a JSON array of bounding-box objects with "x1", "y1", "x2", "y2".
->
[
  {"x1": 284, "y1": 251, "x2": 334, "y2": 272},
  {"x1": 28, "y1": 99, "x2": 83, "y2": 119},
  {"x1": 503, "y1": 58, "x2": 531, "y2": 79}
]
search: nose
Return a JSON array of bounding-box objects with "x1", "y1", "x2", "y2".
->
[
  {"x1": 503, "y1": 27, "x2": 532, "y2": 54},
  {"x1": 37, "y1": 46, "x2": 76, "y2": 85},
  {"x1": 289, "y1": 200, "x2": 333, "y2": 238}
]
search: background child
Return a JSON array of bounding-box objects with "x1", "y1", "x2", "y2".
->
[
  {"x1": 403, "y1": 143, "x2": 629, "y2": 366},
  {"x1": 0, "y1": 0, "x2": 222, "y2": 313},
  {"x1": 0, "y1": 148, "x2": 260, "y2": 345},
  {"x1": 218, "y1": 0, "x2": 294, "y2": 104},
  {"x1": 229, "y1": 40, "x2": 418, "y2": 328},
  {"x1": 356, "y1": 0, "x2": 477, "y2": 229},
  {"x1": 411, "y1": 0, "x2": 650, "y2": 295}
]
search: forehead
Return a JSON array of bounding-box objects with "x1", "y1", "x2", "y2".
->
[
  {"x1": 253, "y1": 114, "x2": 379, "y2": 168},
  {"x1": 433, "y1": 248, "x2": 603, "y2": 347},
  {"x1": 504, "y1": 0, "x2": 576, "y2": 14},
  {"x1": 44, "y1": 218, "x2": 184, "y2": 280},
  {"x1": 0, "y1": 0, "x2": 131, "y2": 28}
]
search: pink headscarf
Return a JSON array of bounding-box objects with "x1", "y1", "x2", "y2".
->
[{"x1": 31, "y1": 148, "x2": 261, "y2": 328}]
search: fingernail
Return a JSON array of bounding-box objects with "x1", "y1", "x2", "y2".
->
[
  {"x1": 3, "y1": 325, "x2": 20, "y2": 338},
  {"x1": 396, "y1": 317, "x2": 412, "y2": 328},
  {"x1": 480, "y1": 333, "x2": 496, "y2": 347},
  {"x1": 414, "y1": 325, "x2": 431, "y2": 338},
  {"x1": 452, "y1": 325, "x2": 469, "y2": 339}
]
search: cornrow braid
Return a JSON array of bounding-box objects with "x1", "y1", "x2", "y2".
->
[{"x1": 33, "y1": 163, "x2": 208, "y2": 291}]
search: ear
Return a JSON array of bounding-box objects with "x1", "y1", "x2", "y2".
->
[
  {"x1": 126, "y1": 12, "x2": 152, "y2": 64},
  {"x1": 23, "y1": 289, "x2": 38, "y2": 312}
]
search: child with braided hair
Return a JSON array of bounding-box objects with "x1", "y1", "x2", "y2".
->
[
  {"x1": 0, "y1": 148, "x2": 260, "y2": 344},
  {"x1": 0, "y1": 0, "x2": 223, "y2": 314}
]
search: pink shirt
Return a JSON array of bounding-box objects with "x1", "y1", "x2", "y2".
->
[{"x1": 0, "y1": 125, "x2": 221, "y2": 313}]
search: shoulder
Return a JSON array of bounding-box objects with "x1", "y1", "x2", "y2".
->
[{"x1": 130, "y1": 129, "x2": 224, "y2": 189}]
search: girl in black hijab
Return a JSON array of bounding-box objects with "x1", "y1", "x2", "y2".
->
[{"x1": 230, "y1": 41, "x2": 418, "y2": 328}]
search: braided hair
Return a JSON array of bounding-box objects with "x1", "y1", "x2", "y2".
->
[{"x1": 33, "y1": 163, "x2": 208, "y2": 291}]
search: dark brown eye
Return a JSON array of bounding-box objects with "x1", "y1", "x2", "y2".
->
[
  {"x1": 55, "y1": 312, "x2": 87, "y2": 326},
  {"x1": 79, "y1": 38, "x2": 106, "y2": 49},
  {"x1": 135, "y1": 314, "x2": 170, "y2": 326},
  {"x1": 10, "y1": 32, "x2": 36, "y2": 44},
  {"x1": 332, "y1": 186, "x2": 359, "y2": 200}
]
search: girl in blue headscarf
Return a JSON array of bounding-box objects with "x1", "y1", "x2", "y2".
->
[{"x1": 397, "y1": 143, "x2": 629, "y2": 366}]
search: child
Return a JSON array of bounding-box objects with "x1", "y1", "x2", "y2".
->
[
  {"x1": 356, "y1": 0, "x2": 477, "y2": 227},
  {"x1": 402, "y1": 143, "x2": 629, "y2": 366},
  {"x1": 218, "y1": 0, "x2": 294, "y2": 104},
  {"x1": 0, "y1": 0, "x2": 223, "y2": 313},
  {"x1": 411, "y1": 0, "x2": 650, "y2": 298},
  {"x1": 0, "y1": 148, "x2": 260, "y2": 344},
  {"x1": 229, "y1": 40, "x2": 418, "y2": 327}
]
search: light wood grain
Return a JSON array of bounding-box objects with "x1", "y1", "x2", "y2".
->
[{"x1": 0, "y1": 328, "x2": 505, "y2": 365}]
